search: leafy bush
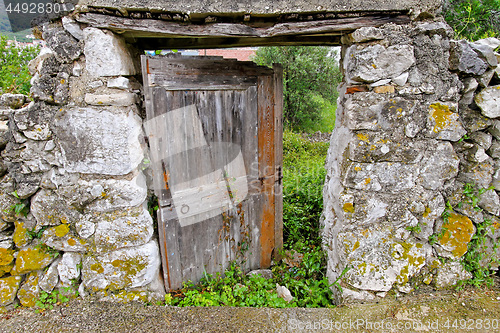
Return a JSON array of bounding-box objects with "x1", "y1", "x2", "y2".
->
[
  {"x1": 253, "y1": 46, "x2": 341, "y2": 132},
  {"x1": 443, "y1": 0, "x2": 500, "y2": 41},
  {"x1": 0, "y1": 34, "x2": 38, "y2": 95},
  {"x1": 282, "y1": 130, "x2": 328, "y2": 248}
]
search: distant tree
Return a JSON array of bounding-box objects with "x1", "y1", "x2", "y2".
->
[
  {"x1": 443, "y1": 0, "x2": 500, "y2": 41},
  {"x1": 253, "y1": 46, "x2": 342, "y2": 132},
  {"x1": 0, "y1": 34, "x2": 38, "y2": 95}
]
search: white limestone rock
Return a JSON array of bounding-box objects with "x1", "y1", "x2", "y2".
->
[
  {"x1": 346, "y1": 44, "x2": 415, "y2": 83},
  {"x1": 39, "y1": 258, "x2": 61, "y2": 293},
  {"x1": 107, "y1": 77, "x2": 131, "y2": 90},
  {"x1": 84, "y1": 93, "x2": 137, "y2": 106},
  {"x1": 92, "y1": 206, "x2": 154, "y2": 253},
  {"x1": 349, "y1": 27, "x2": 384, "y2": 43},
  {"x1": 81, "y1": 240, "x2": 161, "y2": 291},
  {"x1": 475, "y1": 85, "x2": 500, "y2": 119},
  {"x1": 62, "y1": 17, "x2": 84, "y2": 40},
  {"x1": 83, "y1": 28, "x2": 138, "y2": 77},
  {"x1": 53, "y1": 106, "x2": 144, "y2": 176},
  {"x1": 434, "y1": 261, "x2": 472, "y2": 289},
  {"x1": 58, "y1": 253, "x2": 82, "y2": 285}
]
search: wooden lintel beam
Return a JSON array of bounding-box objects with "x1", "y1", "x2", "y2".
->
[
  {"x1": 134, "y1": 35, "x2": 343, "y2": 50},
  {"x1": 76, "y1": 12, "x2": 410, "y2": 39}
]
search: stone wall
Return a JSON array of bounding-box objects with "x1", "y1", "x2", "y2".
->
[
  {"x1": 323, "y1": 21, "x2": 500, "y2": 302},
  {"x1": 1, "y1": 14, "x2": 500, "y2": 309},
  {"x1": 0, "y1": 20, "x2": 164, "y2": 310}
]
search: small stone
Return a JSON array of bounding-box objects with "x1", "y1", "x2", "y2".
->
[
  {"x1": 392, "y1": 72, "x2": 409, "y2": 86},
  {"x1": 489, "y1": 120, "x2": 500, "y2": 140},
  {"x1": 73, "y1": 62, "x2": 82, "y2": 76},
  {"x1": 44, "y1": 140, "x2": 56, "y2": 151},
  {"x1": 477, "y1": 69, "x2": 495, "y2": 88},
  {"x1": 469, "y1": 132, "x2": 492, "y2": 150},
  {"x1": 62, "y1": 17, "x2": 83, "y2": 40},
  {"x1": 58, "y1": 252, "x2": 82, "y2": 285},
  {"x1": 276, "y1": 284, "x2": 293, "y2": 302},
  {"x1": 349, "y1": 27, "x2": 384, "y2": 43},
  {"x1": 467, "y1": 145, "x2": 490, "y2": 163},
  {"x1": 460, "y1": 107, "x2": 491, "y2": 133},
  {"x1": 246, "y1": 269, "x2": 273, "y2": 279},
  {"x1": 39, "y1": 258, "x2": 61, "y2": 293},
  {"x1": 373, "y1": 85, "x2": 395, "y2": 94},
  {"x1": 17, "y1": 272, "x2": 40, "y2": 307},
  {"x1": 434, "y1": 212, "x2": 475, "y2": 259},
  {"x1": 343, "y1": 288, "x2": 375, "y2": 302},
  {"x1": 41, "y1": 224, "x2": 88, "y2": 252},
  {"x1": 0, "y1": 94, "x2": 25, "y2": 109},
  {"x1": 470, "y1": 43, "x2": 498, "y2": 67},
  {"x1": 478, "y1": 189, "x2": 500, "y2": 216},
  {"x1": 488, "y1": 140, "x2": 500, "y2": 159},
  {"x1": 11, "y1": 242, "x2": 55, "y2": 275},
  {"x1": 75, "y1": 218, "x2": 95, "y2": 239},
  {"x1": 426, "y1": 102, "x2": 466, "y2": 141},
  {"x1": 88, "y1": 80, "x2": 104, "y2": 89},
  {"x1": 0, "y1": 276, "x2": 22, "y2": 306},
  {"x1": 460, "y1": 77, "x2": 478, "y2": 106},
  {"x1": 449, "y1": 40, "x2": 488, "y2": 75},
  {"x1": 472, "y1": 37, "x2": 500, "y2": 51},
  {"x1": 84, "y1": 93, "x2": 136, "y2": 106},
  {"x1": 435, "y1": 261, "x2": 472, "y2": 288},
  {"x1": 475, "y1": 85, "x2": 500, "y2": 118},
  {"x1": 370, "y1": 79, "x2": 391, "y2": 87},
  {"x1": 42, "y1": 26, "x2": 81, "y2": 63},
  {"x1": 107, "y1": 77, "x2": 131, "y2": 90}
]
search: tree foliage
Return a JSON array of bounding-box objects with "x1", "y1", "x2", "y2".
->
[
  {"x1": 253, "y1": 46, "x2": 342, "y2": 132},
  {"x1": 443, "y1": 0, "x2": 500, "y2": 41},
  {"x1": 0, "y1": 34, "x2": 39, "y2": 95}
]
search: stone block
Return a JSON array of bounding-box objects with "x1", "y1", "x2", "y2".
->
[
  {"x1": 107, "y1": 77, "x2": 131, "y2": 89},
  {"x1": 478, "y1": 189, "x2": 500, "y2": 216},
  {"x1": 449, "y1": 40, "x2": 488, "y2": 75},
  {"x1": 62, "y1": 17, "x2": 84, "y2": 40},
  {"x1": 11, "y1": 242, "x2": 55, "y2": 275},
  {"x1": 426, "y1": 102, "x2": 466, "y2": 141},
  {"x1": 53, "y1": 106, "x2": 144, "y2": 175},
  {"x1": 40, "y1": 224, "x2": 88, "y2": 252},
  {"x1": 0, "y1": 276, "x2": 22, "y2": 306},
  {"x1": 38, "y1": 258, "x2": 61, "y2": 293},
  {"x1": 84, "y1": 93, "x2": 137, "y2": 106},
  {"x1": 83, "y1": 28, "x2": 137, "y2": 77},
  {"x1": 42, "y1": 26, "x2": 81, "y2": 63},
  {"x1": 373, "y1": 85, "x2": 395, "y2": 94},
  {"x1": 459, "y1": 107, "x2": 490, "y2": 132},
  {"x1": 469, "y1": 131, "x2": 492, "y2": 150},
  {"x1": 58, "y1": 253, "x2": 82, "y2": 285},
  {"x1": 475, "y1": 85, "x2": 500, "y2": 119},
  {"x1": 470, "y1": 43, "x2": 498, "y2": 67},
  {"x1": 346, "y1": 44, "x2": 415, "y2": 83},
  {"x1": 418, "y1": 140, "x2": 460, "y2": 190},
  {"x1": 349, "y1": 27, "x2": 384, "y2": 43},
  {"x1": 92, "y1": 207, "x2": 154, "y2": 253},
  {"x1": 434, "y1": 212, "x2": 475, "y2": 259},
  {"x1": 81, "y1": 240, "x2": 160, "y2": 292},
  {"x1": 17, "y1": 272, "x2": 40, "y2": 307},
  {"x1": 434, "y1": 261, "x2": 472, "y2": 289}
]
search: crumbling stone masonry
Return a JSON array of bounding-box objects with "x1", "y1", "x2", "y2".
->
[
  {"x1": 0, "y1": 6, "x2": 500, "y2": 308},
  {"x1": 323, "y1": 22, "x2": 500, "y2": 302}
]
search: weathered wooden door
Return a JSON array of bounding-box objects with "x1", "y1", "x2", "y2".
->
[{"x1": 141, "y1": 54, "x2": 283, "y2": 291}]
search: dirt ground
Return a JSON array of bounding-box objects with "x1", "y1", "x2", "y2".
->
[{"x1": 1, "y1": 283, "x2": 499, "y2": 333}]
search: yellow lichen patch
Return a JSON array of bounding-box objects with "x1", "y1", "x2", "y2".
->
[
  {"x1": 109, "y1": 290, "x2": 148, "y2": 303},
  {"x1": 91, "y1": 262, "x2": 104, "y2": 274},
  {"x1": 17, "y1": 272, "x2": 39, "y2": 307},
  {"x1": 0, "y1": 263, "x2": 14, "y2": 278},
  {"x1": 67, "y1": 238, "x2": 77, "y2": 246},
  {"x1": 13, "y1": 221, "x2": 29, "y2": 248},
  {"x1": 364, "y1": 178, "x2": 372, "y2": 185},
  {"x1": 354, "y1": 166, "x2": 361, "y2": 171},
  {"x1": 423, "y1": 207, "x2": 432, "y2": 218},
  {"x1": 54, "y1": 224, "x2": 70, "y2": 237},
  {"x1": 0, "y1": 276, "x2": 22, "y2": 306},
  {"x1": 0, "y1": 248, "x2": 14, "y2": 266},
  {"x1": 429, "y1": 103, "x2": 453, "y2": 133},
  {"x1": 352, "y1": 240, "x2": 360, "y2": 251},
  {"x1": 343, "y1": 203, "x2": 355, "y2": 213},
  {"x1": 357, "y1": 133, "x2": 369, "y2": 142},
  {"x1": 438, "y1": 212, "x2": 475, "y2": 258},
  {"x1": 12, "y1": 247, "x2": 53, "y2": 275}
]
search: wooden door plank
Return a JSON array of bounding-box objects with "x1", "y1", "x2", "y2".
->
[
  {"x1": 257, "y1": 74, "x2": 275, "y2": 268},
  {"x1": 273, "y1": 64, "x2": 284, "y2": 259}
]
